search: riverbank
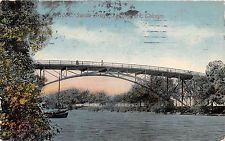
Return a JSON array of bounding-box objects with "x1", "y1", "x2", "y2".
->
[{"x1": 72, "y1": 104, "x2": 225, "y2": 116}]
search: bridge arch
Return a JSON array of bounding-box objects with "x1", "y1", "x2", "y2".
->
[
  {"x1": 42, "y1": 71, "x2": 187, "y2": 106},
  {"x1": 43, "y1": 71, "x2": 149, "y2": 87},
  {"x1": 35, "y1": 60, "x2": 202, "y2": 106}
]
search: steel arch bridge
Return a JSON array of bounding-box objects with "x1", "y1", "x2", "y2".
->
[{"x1": 34, "y1": 60, "x2": 205, "y2": 106}]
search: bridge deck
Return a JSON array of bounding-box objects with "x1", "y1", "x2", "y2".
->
[{"x1": 34, "y1": 60, "x2": 204, "y2": 80}]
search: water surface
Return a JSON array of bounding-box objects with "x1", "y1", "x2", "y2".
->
[{"x1": 52, "y1": 110, "x2": 225, "y2": 141}]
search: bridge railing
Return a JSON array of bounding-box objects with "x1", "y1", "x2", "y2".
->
[{"x1": 34, "y1": 60, "x2": 205, "y2": 76}]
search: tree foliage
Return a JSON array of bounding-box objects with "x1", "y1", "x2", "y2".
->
[
  {"x1": 115, "y1": 76, "x2": 177, "y2": 108},
  {"x1": 187, "y1": 60, "x2": 225, "y2": 107},
  {"x1": 0, "y1": 1, "x2": 55, "y2": 140},
  {"x1": 187, "y1": 75, "x2": 210, "y2": 105},
  {"x1": 205, "y1": 60, "x2": 225, "y2": 104},
  {"x1": 44, "y1": 89, "x2": 110, "y2": 108}
]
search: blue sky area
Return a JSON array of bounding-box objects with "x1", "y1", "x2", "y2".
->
[{"x1": 35, "y1": 1, "x2": 225, "y2": 72}]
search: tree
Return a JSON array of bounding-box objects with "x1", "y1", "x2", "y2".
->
[
  {"x1": 186, "y1": 60, "x2": 225, "y2": 113},
  {"x1": 186, "y1": 75, "x2": 210, "y2": 106},
  {"x1": 122, "y1": 76, "x2": 176, "y2": 108},
  {"x1": 0, "y1": 1, "x2": 56, "y2": 140},
  {"x1": 143, "y1": 76, "x2": 176, "y2": 106},
  {"x1": 205, "y1": 60, "x2": 225, "y2": 105},
  {"x1": 95, "y1": 92, "x2": 110, "y2": 105}
]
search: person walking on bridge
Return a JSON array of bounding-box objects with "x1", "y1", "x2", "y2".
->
[
  {"x1": 101, "y1": 60, "x2": 103, "y2": 66},
  {"x1": 76, "y1": 60, "x2": 79, "y2": 65}
]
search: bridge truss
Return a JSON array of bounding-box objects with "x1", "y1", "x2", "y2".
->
[{"x1": 34, "y1": 60, "x2": 205, "y2": 107}]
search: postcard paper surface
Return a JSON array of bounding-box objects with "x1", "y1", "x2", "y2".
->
[{"x1": 1, "y1": 1, "x2": 225, "y2": 141}]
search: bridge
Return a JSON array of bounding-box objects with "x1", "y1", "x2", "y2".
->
[{"x1": 34, "y1": 60, "x2": 205, "y2": 106}]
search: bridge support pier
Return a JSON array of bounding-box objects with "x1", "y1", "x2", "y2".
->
[
  {"x1": 135, "y1": 73, "x2": 137, "y2": 82},
  {"x1": 43, "y1": 68, "x2": 45, "y2": 85},
  {"x1": 181, "y1": 79, "x2": 184, "y2": 107},
  {"x1": 166, "y1": 77, "x2": 169, "y2": 96},
  {"x1": 57, "y1": 70, "x2": 62, "y2": 108},
  {"x1": 189, "y1": 95, "x2": 192, "y2": 107},
  {"x1": 39, "y1": 69, "x2": 42, "y2": 78},
  {"x1": 65, "y1": 67, "x2": 68, "y2": 77}
]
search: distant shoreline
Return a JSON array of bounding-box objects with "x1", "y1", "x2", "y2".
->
[{"x1": 71, "y1": 104, "x2": 225, "y2": 116}]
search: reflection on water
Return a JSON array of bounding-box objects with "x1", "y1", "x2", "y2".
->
[{"x1": 52, "y1": 110, "x2": 225, "y2": 141}]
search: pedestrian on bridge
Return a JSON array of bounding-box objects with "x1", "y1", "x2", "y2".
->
[{"x1": 101, "y1": 60, "x2": 103, "y2": 66}]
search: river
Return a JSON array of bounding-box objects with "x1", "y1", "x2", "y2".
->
[{"x1": 51, "y1": 110, "x2": 225, "y2": 141}]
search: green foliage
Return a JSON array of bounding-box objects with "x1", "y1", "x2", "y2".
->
[
  {"x1": 114, "y1": 76, "x2": 176, "y2": 108},
  {"x1": 0, "y1": 1, "x2": 56, "y2": 140},
  {"x1": 44, "y1": 89, "x2": 110, "y2": 108},
  {"x1": 189, "y1": 60, "x2": 225, "y2": 107},
  {"x1": 187, "y1": 75, "x2": 210, "y2": 105},
  {"x1": 0, "y1": 1, "x2": 52, "y2": 53},
  {"x1": 206, "y1": 60, "x2": 225, "y2": 104}
]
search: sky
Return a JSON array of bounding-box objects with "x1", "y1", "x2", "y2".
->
[{"x1": 34, "y1": 1, "x2": 225, "y2": 95}]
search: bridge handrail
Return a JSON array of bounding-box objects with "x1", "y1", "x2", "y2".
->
[{"x1": 34, "y1": 60, "x2": 205, "y2": 76}]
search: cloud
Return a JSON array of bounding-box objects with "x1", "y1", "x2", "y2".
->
[
  {"x1": 166, "y1": 25, "x2": 217, "y2": 46},
  {"x1": 133, "y1": 20, "x2": 220, "y2": 47},
  {"x1": 36, "y1": 21, "x2": 223, "y2": 74},
  {"x1": 157, "y1": 57, "x2": 205, "y2": 72},
  {"x1": 58, "y1": 26, "x2": 107, "y2": 44},
  {"x1": 56, "y1": 21, "x2": 218, "y2": 51},
  {"x1": 134, "y1": 20, "x2": 167, "y2": 37},
  {"x1": 56, "y1": 25, "x2": 140, "y2": 47}
]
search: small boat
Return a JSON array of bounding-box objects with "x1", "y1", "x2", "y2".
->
[
  {"x1": 44, "y1": 109, "x2": 68, "y2": 118},
  {"x1": 41, "y1": 82, "x2": 69, "y2": 118}
]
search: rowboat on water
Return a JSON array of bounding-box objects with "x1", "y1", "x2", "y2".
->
[{"x1": 44, "y1": 109, "x2": 68, "y2": 118}]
